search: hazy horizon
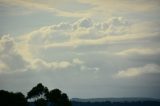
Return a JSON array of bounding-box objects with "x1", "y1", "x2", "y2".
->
[{"x1": 0, "y1": 0, "x2": 160, "y2": 99}]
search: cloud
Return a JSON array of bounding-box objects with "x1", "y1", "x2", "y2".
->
[
  {"x1": 114, "y1": 64, "x2": 160, "y2": 78},
  {"x1": 21, "y1": 17, "x2": 141, "y2": 48},
  {"x1": 0, "y1": 34, "x2": 87, "y2": 73},
  {"x1": 24, "y1": 24, "x2": 71, "y2": 45},
  {"x1": 0, "y1": 62, "x2": 8, "y2": 72},
  {"x1": 29, "y1": 59, "x2": 72, "y2": 71},
  {"x1": 79, "y1": 0, "x2": 160, "y2": 13},
  {"x1": 116, "y1": 48, "x2": 160, "y2": 56},
  {"x1": 52, "y1": 23, "x2": 72, "y2": 30},
  {"x1": 80, "y1": 65, "x2": 99, "y2": 72},
  {"x1": 29, "y1": 57, "x2": 85, "y2": 71},
  {"x1": 0, "y1": 0, "x2": 91, "y2": 17},
  {"x1": 73, "y1": 58, "x2": 84, "y2": 64},
  {"x1": 0, "y1": 35, "x2": 29, "y2": 73},
  {"x1": 1, "y1": 0, "x2": 160, "y2": 99},
  {"x1": 73, "y1": 18, "x2": 93, "y2": 29},
  {"x1": 4, "y1": 17, "x2": 158, "y2": 75}
]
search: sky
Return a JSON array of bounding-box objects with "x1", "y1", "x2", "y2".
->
[{"x1": 0, "y1": 0, "x2": 160, "y2": 99}]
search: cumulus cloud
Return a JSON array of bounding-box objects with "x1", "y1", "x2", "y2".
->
[
  {"x1": 114, "y1": 64, "x2": 160, "y2": 78},
  {"x1": 73, "y1": 18, "x2": 93, "y2": 29},
  {"x1": 27, "y1": 57, "x2": 98, "y2": 73},
  {"x1": 2, "y1": 17, "x2": 158, "y2": 75},
  {"x1": 29, "y1": 57, "x2": 86, "y2": 71},
  {"x1": 52, "y1": 23, "x2": 72, "y2": 30},
  {"x1": 29, "y1": 59, "x2": 72, "y2": 71},
  {"x1": 0, "y1": 34, "x2": 87, "y2": 73},
  {"x1": 106, "y1": 17, "x2": 130, "y2": 35},
  {"x1": 18, "y1": 17, "x2": 160, "y2": 62},
  {"x1": 23, "y1": 25, "x2": 70, "y2": 46},
  {"x1": 0, "y1": 35, "x2": 28, "y2": 73},
  {"x1": 22, "y1": 17, "x2": 134, "y2": 48},
  {"x1": 1, "y1": 35, "x2": 85, "y2": 73}
]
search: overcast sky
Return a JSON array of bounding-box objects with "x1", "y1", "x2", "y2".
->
[{"x1": 0, "y1": 0, "x2": 160, "y2": 99}]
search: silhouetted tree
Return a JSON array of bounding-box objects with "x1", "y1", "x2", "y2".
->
[
  {"x1": 27, "y1": 83, "x2": 49, "y2": 101},
  {"x1": 48, "y1": 89, "x2": 71, "y2": 106},
  {"x1": 35, "y1": 98, "x2": 47, "y2": 106},
  {"x1": 0, "y1": 90, "x2": 27, "y2": 106},
  {"x1": 44, "y1": 87, "x2": 49, "y2": 100},
  {"x1": 0, "y1": 83, "x2": 72, "y2": 106},
  {"x1": 61, "y1": 93, "x2": 72, "y2": 106},
  {"x1": 48, "y1": 89, "x2": 62, "y2": 104}
]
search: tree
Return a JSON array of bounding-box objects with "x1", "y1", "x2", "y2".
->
[
  {"x1": 14, "y1": 92, "x2": 27, "y2": 105},
  {"x1": 0, "y1": 90, "x2": 27, "y2": 106},
  {"x1": 35, "y1": 98, "x2": 47, "y2": 106},
  {"x1": 48, "y1": 89, "x2": 62, "y2": 103},
  {"x1": 48, "y1": 89, "x2": 72, "y2": 106},
  {"x1": 27, "y1": 83, "x2": 49, "y2": 101},
  {"x1": 61, "y1": 93, "x2": 72, "y2": 106},
  {"x1": 0, "y1": 83, "x2": 72, "y2": 106}
]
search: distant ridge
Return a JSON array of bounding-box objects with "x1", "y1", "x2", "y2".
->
[{"x1": 71, "y1": 97, "x2": 160, "y2": 102}]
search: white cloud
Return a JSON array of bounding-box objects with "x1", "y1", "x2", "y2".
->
[
  {"x1": 29, "y1": 57, "x2": 86, "y2": 71},
  {"x1": 0, "y1": 0, "x2": 91, "y2": 17},
  {"x1": 4, "y1": 17, "x2": 158, "y2": 75},
  {"x1": 15, "y1": 17, "x2": 160, "y2": 74},
  {"x1": 0, "y1": 35, "x2": 29, "y2": 73},
  {"x1": 29, "y1": 59, "x2": 72, "y2": 71},
  {"x1": 114, "y1": 64, "x2": 160, "y2": 78},
  {"x1": 0, "y1": 35, "x2": 87, "y2": 73},
  {"x1": 73, "y1": 18, "x2": 93, "y2": 29},
  {"x1": 18, "y1": 17, "x2": 160, "y2": 58},
  {"x1": 21, "y1": 17, "x2": 134, "y2": 48},
  {"x1": 52, "y1": 23, "x2": 72, "y2": 30},
  {"x1": 116, "y1": 48, "x2": 160, "y2": 56},
  {"x1": 73, "y1": 58, "x2": 84, "y2": 65},
  {"x1": 80, "y1": 66, "x2": 99, "y2": 71},
  {"x1": 0, "y1": 35, "x2": 78, "y2": 73}
]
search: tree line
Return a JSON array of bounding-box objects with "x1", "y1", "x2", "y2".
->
[{"x1": 0, "y1": 83, "x2": 72, "y2": 106}]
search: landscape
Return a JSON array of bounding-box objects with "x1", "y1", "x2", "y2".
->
[
  {"x1": 0, "y1": 83, "x2": 160, "y2": 106},
  {"x1": 0, "y1": 0, "x2": 160, "y2": 106}
]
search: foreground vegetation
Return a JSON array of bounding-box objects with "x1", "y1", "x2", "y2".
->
[
  {"x1": 0, "y1": 83, "x2": 160, "y2": 106},
  {"x1": 0, "y1": 83, "x2": 71, "y2": 106}
]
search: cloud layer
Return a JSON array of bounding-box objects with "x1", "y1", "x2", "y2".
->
[
  {"x1": 115, "y1": 64, "x2": 160, "y2": 78},
  {"x1": 0, "y1": 0, "x2": 160, "y2": 98}
]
